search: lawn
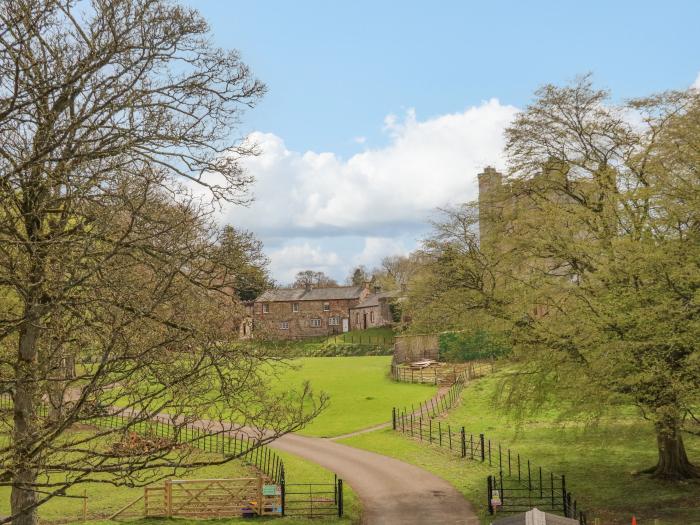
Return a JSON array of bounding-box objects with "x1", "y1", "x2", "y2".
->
[
  {"x1": 265, "y1": 356, "x2": 436, "y2": 437},
  {"x1": 340, "y1": 370, "x2": 700, "y2": 525}
]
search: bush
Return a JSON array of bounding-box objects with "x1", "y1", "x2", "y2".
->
[{"x1": 438, "y1": 330, "x2": 510, "y2": 362}]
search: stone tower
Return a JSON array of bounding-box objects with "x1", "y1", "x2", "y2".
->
[{"x1": 477, "y1": 166, "x2": 506, "y2": 250}]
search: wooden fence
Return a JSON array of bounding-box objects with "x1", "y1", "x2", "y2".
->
[
  {"x1": 114, "y1": 477, "x2": 281, "y2": 519},
  {"x1": 393, "y1": 334, "x2": 439, "y2": 364},
  {"x1": 391, "y1": 360, "x2": 494, "y2": 385}
]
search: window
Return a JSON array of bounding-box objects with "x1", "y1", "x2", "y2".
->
[
  {"x1": 280, "y1": 321, "x2": 289, "y2": 330},
  {"x1": 329, "y1": 316, "x2": 340, "y2": 326},
  {"x1": 262, "y1": 303, "x2": 269, "y2": 314},
  {"x1": 323, "y1": 303, "x2": 330, "y2": 312},
  {"x1": 355, "y1": 313, "x2": 360, "y2": 324},
  {"x1": 370, "y1": 311, "x2": 375, "y2": 323},
  {"x1": 292, "y1": 303, "x2": 299, "y2": 313},
  {"x1": 310, "y1": 318, "x2": 321, "y2": 328}
]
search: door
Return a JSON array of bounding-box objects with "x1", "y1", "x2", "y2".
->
[{"x1": 342, "y1": 318, "x2": 349, "y2": 333}]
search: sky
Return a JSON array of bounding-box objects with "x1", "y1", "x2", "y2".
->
[{"x1": 186, "y1": 0, "x2": 700, "y2": 285}]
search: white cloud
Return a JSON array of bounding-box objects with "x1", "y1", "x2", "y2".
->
[
  {"x1": 225, "y1": 98, "x2": 517, "y2": 237},
  {"x1": 353, "y1": 237, "x2": 409, "y2": 269},
  {"x1": 267, "y1": 242, "x2": 340, "y2": 284},
  {"x1": 217, "y1": 99, "x2": 518, "y2": 282}
]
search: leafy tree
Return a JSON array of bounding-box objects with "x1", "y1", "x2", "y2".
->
[
  {"x1": 347, "y1": 265, "x2": 369, "y2": 286},
  {"x1": 416, "y1": 77, "x2": 699, "y2": 479},
  {"x1": 0, "y1": 2, "x2": 322, "y2": 524},
  {"x1": 292, "y1": 270, "x2": 338, "y2": 288},
  {"x1": 215, "y1": 226, "x2": 273, "y2": 301},
  {"x1": 498, "y1": 78, "x2": 700, "y2": 479}
]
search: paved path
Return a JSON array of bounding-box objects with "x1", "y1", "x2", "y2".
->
[{"x1": 271, "y1": 433, "x2": 478, "y2": 525}]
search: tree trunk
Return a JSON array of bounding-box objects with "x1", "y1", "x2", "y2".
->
[
  {"x1": 648, "y1": 415, "x2": 699, "y2": 480},
  {"x1": 11, "y1": 315, "x2": 41, "y2": 525}
]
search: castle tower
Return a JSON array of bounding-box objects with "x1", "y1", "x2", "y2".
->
[{"x1": 477, "y1": 166, "x2": 505, "y2": 250}]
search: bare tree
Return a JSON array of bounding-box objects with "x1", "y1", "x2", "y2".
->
[{"x1": 0, "y1": 2, "x2": 323, "y2": 524}]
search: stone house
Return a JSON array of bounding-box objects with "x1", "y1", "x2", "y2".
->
[
  {"x1": 253, "y1": 284, "x2": 371, "y2": 339},
  {"x1": 348, "y1": 291, "x2": 397, "y2": 331}
]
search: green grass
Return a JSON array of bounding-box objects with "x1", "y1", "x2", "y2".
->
[
  {"x1": 340, "y1": 371, "x2": 700, "y2": 524},
  {"x1": 267, "y1": 356, "x2": 435, "y2": 437}
]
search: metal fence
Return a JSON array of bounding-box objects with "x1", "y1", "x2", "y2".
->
[
  {"x1": 0, "y1": 393, "x2": 343, "y2": 518},
  {"x1": 390, "y1": 386, "x2": 587, "y2": 523},
  {"x1": 282, "y1": 475, "x2": 343, "y2": 518}
]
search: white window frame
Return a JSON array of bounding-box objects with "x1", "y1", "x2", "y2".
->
[
  {"x1": 292, "y1": 303, "x2": 299, "y2": 313},
  {"x1": 310, "y1": 318, "x2": 321, "y2": 328},
  {"x1": 328, "y1": 316, "x2": 339, "y2": 326},
  {"x1": 262, "y1": 303, "x2": 269, "y2": 314},
  {"x1": 280, "y1": 321, "x2": 289, "y2": 330},
  {"x1": 323, "y1": 303, "x2": 330, "y2": 312},
  {"x1": 370, "y1": 311, "x2": 375, "y2": 323}
]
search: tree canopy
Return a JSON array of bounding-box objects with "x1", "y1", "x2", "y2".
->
[
  {"x1": 0, "y1": 2, "x2": 321, "y2": 523},
  {"x1": 408, "y1": 77, "x2": 700, "y2": 479}
]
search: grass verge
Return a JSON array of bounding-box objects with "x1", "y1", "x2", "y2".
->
[{"x1": 340, "y1": 371, "x2": 700, "y2": 525}]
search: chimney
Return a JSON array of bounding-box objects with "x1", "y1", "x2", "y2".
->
[{"x1": 373, "y1": 285, "x2": 381, "y2": 294}]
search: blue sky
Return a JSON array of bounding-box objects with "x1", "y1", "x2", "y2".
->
[{"x1": 188, "y1": 0, "x2": 700, "y2": 284}]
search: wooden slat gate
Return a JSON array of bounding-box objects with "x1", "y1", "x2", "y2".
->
[{"x1": 143, "y1": 477, "x2": 282, "y2": 518}]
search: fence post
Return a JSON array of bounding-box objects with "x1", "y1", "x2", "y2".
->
[
  {"x1": 460, "y1": 427, "x2": 466, "y2": 458},
  {"x1": 480, "y1": 434, "x2": 485, "y2": 462},
  {"x1": 280, "y1": 464, "x2": 287, "y2": 516},
  {"x1": 392, "y1": 407, "x2": 396, "y2": 430},
  {"x1": 338, "y1": 478, "x2": 344, "y2": 517},
  {"x1": 487, "y1": 475, "x2": 494, "y2": 514},
  {"x1": 527, "y1": 460, "x2": 531, "y2": 491},
  {"x1": 257, "y1": 476, "x2": 264, "y2": 516},
  {"x1": 551, "y1": 472, "x2": 555, "y2": 509},
  {"x1": 165, "y1": 479, "x2": 172, "y2": 517},
  {"x1": 561, "y1": 475, "x2": 567, "y2": 516}
]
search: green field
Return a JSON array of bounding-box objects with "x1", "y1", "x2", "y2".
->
[
  {"x1": 340, "y1": 371, "x2": 700, "y2": 524},
  {"x1": 267, "y1": 356, "x2": 435, "y2": 437}
]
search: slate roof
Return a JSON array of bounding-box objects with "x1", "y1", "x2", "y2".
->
[
  {"x1": 351, "y1": 291, "x2": 398, "y2": 309},
  {"x1": 256, "y1": 286, "x2": 366, "y2": 302}
]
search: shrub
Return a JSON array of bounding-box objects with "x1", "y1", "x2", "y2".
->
[{"x1": 438, "y1": 330, "x2": 510, "y2": 362}]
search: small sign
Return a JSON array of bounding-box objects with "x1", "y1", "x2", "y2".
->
[
  {"x1": 490, "y1": 489, "x2": 502, "y2": 507},
  {"x1": 262, "y1": 484, "x2": 279, "y2": 496}
]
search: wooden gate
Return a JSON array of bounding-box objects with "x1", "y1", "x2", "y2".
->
[{"x1": 143, "y1": 477, "x2": 282, "y2": 518}]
